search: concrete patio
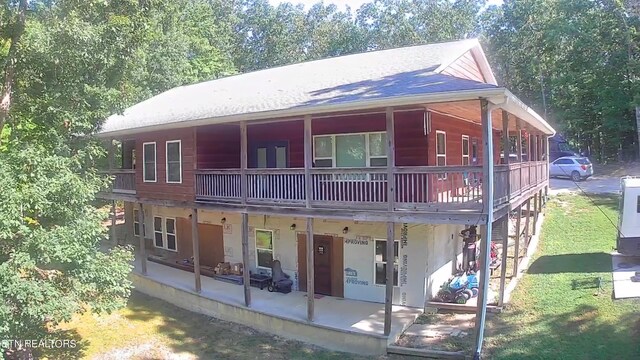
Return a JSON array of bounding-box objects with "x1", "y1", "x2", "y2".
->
[{"x1": 130, "y1": 258, "x2": 422, "y2": 355}]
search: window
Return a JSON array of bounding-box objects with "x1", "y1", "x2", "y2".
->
[
  {"x1": 436, "y1": 131, "x2": 446, "y2": 179},
  {"x1": 462, "y1": 135, "x2": 470, "y2": 166},
  {"x1": 636, "y1": 196, "x2": 640, "y2": 213},
  {"x1": 575, "y1": 158, "x2": 591, "y2": 165},
  {"x1": 436, "y1": 131, "x2": 446, "y2": 166},
  {"x1": 153, "y1": 216, "x2": 177, "y2": 251},
  {"x1": 255, "y1": 229, "x2": 274, "y2": 269},
  {"x1": 313, "y1": 132, "x2": 387, "y2": 168},
  {"x1": 166, "y1": 140, "x2": 182, "y2": 183},
  {"x1": 374, "y1": 239, "x2": 399, "y2": 286},
  {"x1": 143, "y1": 142, "x2": 157, "y2": 182},
  {"x1": 133, "y1": 209, "x2": 145, "y2": 237},
  {"x1": 553, "y1": 158, "x2": 574, "y2": 165}
]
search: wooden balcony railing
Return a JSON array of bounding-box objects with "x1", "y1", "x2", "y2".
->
[
  {"x1": 194, "y1": 163, "x2": 549, "y2": 212},
  {"x1": 104, "y1": 169, "x2": 136, "y2": 194}
]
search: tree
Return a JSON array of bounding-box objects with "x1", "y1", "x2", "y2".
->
[{"x1": 0, "y1": 1, "x2": 239, "y2": 357}]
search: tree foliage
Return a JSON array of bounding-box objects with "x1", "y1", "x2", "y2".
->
[{"x1": 2, "y1": 0, "x2": 639, "y2": 355}]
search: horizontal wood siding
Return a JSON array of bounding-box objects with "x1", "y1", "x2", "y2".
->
[
  {"x1": 441, "y1": 50, "x2": 485, "y2": 83},
  {"x1": 197, "y1": 124, "x2": 240, "y2": 169},
  {"x1": 135, "y1": 128, "x2": 195, "y2": 201},
  {"x1": 248, "y1": 120, "x2": 304, "y2": 167},
  {"x1": 196, "y1": 111, "x2": 430, "y2": 169}
]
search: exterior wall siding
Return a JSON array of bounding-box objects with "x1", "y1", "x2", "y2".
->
[
  {"x1": 133, "y1": 205, "x2": 465, "y2": 309},
  {"x1": 133, "y1": 128, "x2": 195, "y2": 201}
]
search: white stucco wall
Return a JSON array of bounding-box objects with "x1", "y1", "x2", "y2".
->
[{"x1": 141, "y1": 206, "x2": 465, "y2": 308}]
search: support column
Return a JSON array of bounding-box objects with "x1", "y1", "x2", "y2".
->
[
  {"x1": 191, "y1": 208, "x2": 201, "y2": 293},
  {"x1": 240, "y1": 121, "x2": 248, "y2": 205},
  {"x1": 137, "y1": 202, "x2": 147, "y2": 275},
  {"x1": 532, "y1": 191, "x2": 539, "y2": 235},
  {"x1": 474, "y1": 99, "x2": 494, "y2": 358},
  {"x1": 498, "y1": 214, "x2": 509, "y2": 307},
  {"x1": 516, "y1": 119, "x2": 523, "y2": 163},
  {"x1": 304, "y1": 115, "x2": 313, "y2": 208},
  {"x1": 386, "y1": 107, "x2": 396, "y2": 210},
  {"x1": 513, "y1": 204, "x2": 522, "y2": 276},
  {"x1": 524, "y1": 198, "x2": 531, "y2": 252},
  {"x1": 241, "y1": 213, "x2": 251, "y2": 307},
  {"x1": 110, "y1": 200, "x2": 117, "y2": 244},
  {"x1": 498, "y1": 110, "x2": 510, "y2": 308},
  {"x1": 306, "y1": 217, "x2": 315, "y2": 322},
  {"x1": 383, "y1": 222, "x2": 396, "y2": 336}
]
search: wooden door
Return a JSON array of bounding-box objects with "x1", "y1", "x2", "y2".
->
[
  {"x1": 313, "y1": 235, "x2": 332, "y2": 296},
  {"x1": 197, "y1": 223, "x2": 225, "y2": 268}
]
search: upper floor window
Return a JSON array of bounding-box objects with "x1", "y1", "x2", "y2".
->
[
  {"x1": 313, "y1": 132, "x2": 387, "y2": 168},
  {"x1": 143, "y1": 142, "x2": 157, "y2": 182},
  {"x1": 436, "y1": 131, "x2": 446, "y2": 166},
  {"x1": 462, "y1": 135, "x2": 470, "y2": 166},
  {"x1": 166, "y1": 140, "x2": 182, "y2": 183}
]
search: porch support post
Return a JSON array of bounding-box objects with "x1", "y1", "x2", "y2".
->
[
  {"x1": 241, "y1": 212, "x2": 251, "y2": 307},
  {"x1": 513, "y1": 204, "x2": 522, "y2": 276},
  {"x1": 516, "y1": 119, "x2": 523, "y2": 163},
  {"x1": 384, "y1": 222, "x2": 396, "y2": 336},
  {"x1": 240, "y1": 121, "x2": 248, "y2": 205},
  {"x1": 306, "y1": 217, "x2": 315, "y2": 322},
  {"x1": 524, "y1": 198, "x2": 531, "y2": 254},
  {"x1": 107, "y1": 139, "x2": 115, "y2": 170},
  {"x1": 110, "y1": 200, "x2": 117, "y2": 244},
  {"x1": 191, "y1": 208, "x2": 201, "y2": 293},
  {"x1": 304, "y1": 115, "x2": 312, "y2": 208},
  {"x1": 497, "y1": 111, "x2": 510, "y2": 308},
  {"x1": 474, "y1": 98, "x2": 494, "y2": 358},
  {"x1": 137, "y1": 202, "x2": 147, "y2": 275},
  {"x1": 386, "y1": 107, "x2": 395, "y2": 210},
  {"x1": 532, "y1": 190, "x2": 539, "y2": 235}
]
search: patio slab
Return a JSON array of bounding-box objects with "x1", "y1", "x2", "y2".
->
[{"x1": 130, "y1": 259, "x2": 422, "y2": 355}]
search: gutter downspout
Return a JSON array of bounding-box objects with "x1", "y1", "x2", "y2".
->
[{"x1": 474, "y1": 97, "x2": 506, "y2": 359}]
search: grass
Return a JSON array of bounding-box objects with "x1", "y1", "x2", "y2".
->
[
  {"x1": 485, "y1": 194, "x2": 640, "y2": 360},
  {"x1": 41, "y1": 291, "x2": 390, "y2": 360}
]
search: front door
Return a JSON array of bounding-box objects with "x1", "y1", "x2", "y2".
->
[
  {"x1": 252, "y1": 141, "x2": 288, "y2": 168},
  {"x1": 313, "y1": 236, "x2": 332, "y2": 296}
]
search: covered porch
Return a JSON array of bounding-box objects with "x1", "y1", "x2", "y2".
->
[{"x1": 131, "y1": 258, "x2": 422, "y2": 355}]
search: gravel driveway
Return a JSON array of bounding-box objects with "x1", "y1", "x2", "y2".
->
[{"x1": 550, "y1": 176, "x2": 621, "y2": 195}]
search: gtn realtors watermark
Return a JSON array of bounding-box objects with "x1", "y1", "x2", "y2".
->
[{"x1": 1, "y1": 339, "x2": 77, "y2": 349}]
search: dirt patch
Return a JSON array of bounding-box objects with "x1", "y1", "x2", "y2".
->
[{"x1": 395, "y1": 312, "x2": 475, "y2": 353}]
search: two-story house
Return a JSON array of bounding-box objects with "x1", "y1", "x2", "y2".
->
[{"x1": 98, "y1": 39, "x2": 554, "y2": 355}]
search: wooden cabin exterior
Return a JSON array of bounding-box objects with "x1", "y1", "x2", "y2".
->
[{"x1": 98, "y1": 39, "x2": 554, "y2": 348}]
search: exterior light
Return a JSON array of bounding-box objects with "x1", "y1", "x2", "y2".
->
[
  {"x1": 290, "y1": 224, "x2": 296, "y2": 231},
  {"x1": 342, "y1": 226, "x2": 349, "y2": 234},
  {"x1": 221, "y1": 217, "x2": 226, "y2": 224}
]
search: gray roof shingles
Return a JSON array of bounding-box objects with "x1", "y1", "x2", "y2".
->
[{"x1": 101, "y1": 39, "x2": 496, "y2": 134}]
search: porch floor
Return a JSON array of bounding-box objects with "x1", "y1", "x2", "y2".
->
[{"x1": 132, "y1": 258, "x2": 422, "y2": 349}]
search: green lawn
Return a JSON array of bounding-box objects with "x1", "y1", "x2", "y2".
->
[
  {"x1": 42, "y1": 291, "x2": 385, "y2": 360},
  {"x1": 485, "y1": 194, "x2": 640, "y2": 359}
]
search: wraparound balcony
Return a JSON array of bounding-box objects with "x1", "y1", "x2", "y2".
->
[{"x1": 194, "y1": 162, "x2": 548, "y2": 213}]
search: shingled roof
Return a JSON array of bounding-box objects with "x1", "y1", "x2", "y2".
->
[{"x1": 99, "y1": 39, "x2": 553, "y2": 136}]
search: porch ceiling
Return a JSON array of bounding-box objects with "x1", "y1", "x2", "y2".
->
[{"x1": 427, "y1": 100, "x2": 539, "y2": 133}]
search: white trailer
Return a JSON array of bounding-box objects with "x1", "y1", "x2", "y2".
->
[{"x1": 617, "y1": 177, "x2": 640, "y2": 255}]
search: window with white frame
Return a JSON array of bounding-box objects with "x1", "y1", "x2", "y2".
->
[
  {"x1": 436, "y1": 131, "x2": 446, "y2": 179},
  {"x1": 462, "y1": 135, "x2": 470, "y2": 166},
  {"x1": 166, "y1": 140, "x2": 182, "y2": 183},
  {"x1": 374, "y1": 239, "x2": 399, "y2": 286},
  {"x1": 143, "y1": 142, "x2": 157, "y2": 182},
  {"x1": 255, "y1": 229, "x2": 274, "y2": 269},
  {"x1": 153, "y1": 216, "x2": 177, "y2": 251},
  {"x1": 133, "y1": 209, "x2": 145, "y2": 237},
  {"x1": 313, "y1": 132, "x2": 387, "y2": 168}
]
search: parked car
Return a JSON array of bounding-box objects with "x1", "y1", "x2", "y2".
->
[{"x1": 549, "y1": 156, "x2": 593, "y2": 181}]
